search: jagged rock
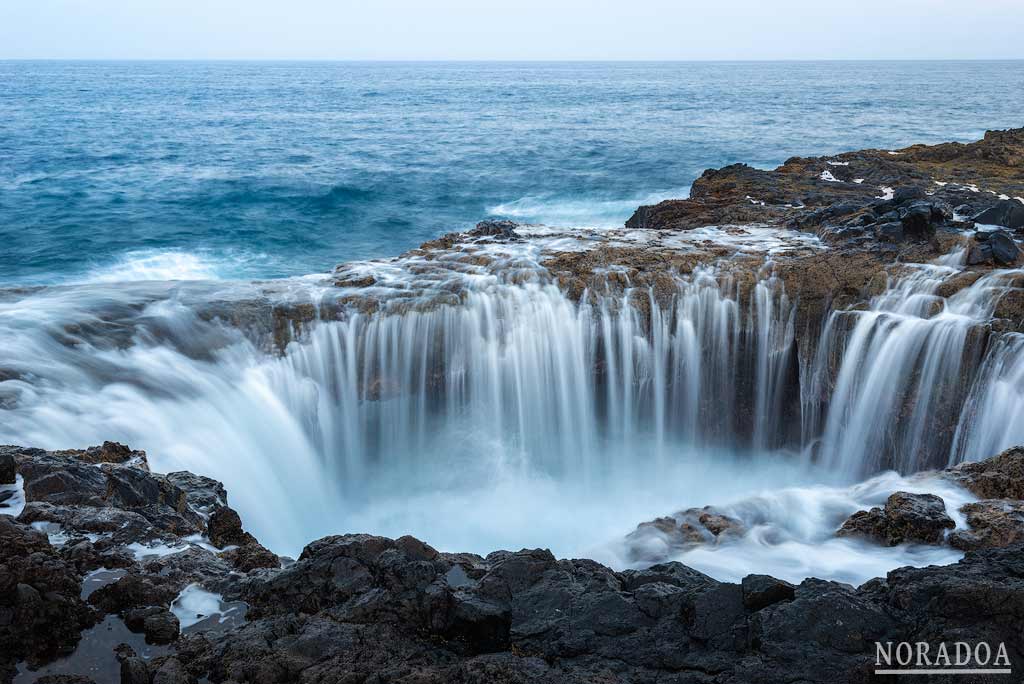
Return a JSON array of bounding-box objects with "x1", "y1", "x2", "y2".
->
[
  {"x1": 945, "y1": 445, "x2": 1024, "y2": 499},
  {"x1": 836, "y1": 491, "x2": 954, "y2": 545},
  {"x1": 0, "y1": 448, "x2": 16, "y2": 485},
  {"x1": 742, "y1": 574, "x2": 796, "y2": 611},
  {"x1": 164, "y1": 471, "x2": 227, "y2": 518},
  {"x1": 625, "y1": 506, "x2": 745, "y2": 561},
  {"x1": 53, "y1": 441, "x2": 148, "y2": 468},
  {"x1": 220, "y1": 542, "x2": 279, "y2": 572},
  {"x1": 125, "y1": 605, "x2": 180, "y2": 644},
  {"x1": 116, "y1": 645, "x2": 151, "y2": 684},
  {"x1": 207, "y1": 506, "x2": 257, "y2": 549},
  {"x1": 0, "y1": 516, "x2": 95, "y2": 674},
  {"x1": 973, "y1": 198, "x2": 1024, "y2": 231},
  {"x1": 949, "y1": 499, "x2": 1024, "y2": 551}
]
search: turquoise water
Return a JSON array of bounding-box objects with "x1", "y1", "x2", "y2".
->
[{"x1": 2, "y1": 60, "x2": 1022, "y2": 283}]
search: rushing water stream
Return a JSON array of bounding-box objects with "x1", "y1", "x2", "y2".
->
[{"x1": 1, "y1": 232, "x2": 1022, "y2": 583}]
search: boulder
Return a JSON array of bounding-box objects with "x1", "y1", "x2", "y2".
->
[
  {"x1": 125, "y1": 605, "x2": 180, "y2": 644},
  {"x1": 625, "y1": 506, "x2": 745, "y2": 561},
  {"x1": 946, "y1": 445, "x2": 1024, "y2": 499},
  {"x1": 949, "y1": 499, "x2": 1024, "y2": 551},
  {"x1": 973, "y1": 199, "x2": 1024, "y2": 231},
  {"x1": 0, "y1": 448, "x2": 15, "y2": 484},
  {"x1": 836, "y1": 491, "x2": 954, "y2": 545},
  {"x1": 741, "y1": 574, "x2": 795, "y2": 611}
]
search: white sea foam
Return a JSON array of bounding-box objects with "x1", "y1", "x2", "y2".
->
[
  {"x1": 487, "y1": 187, "x2": 692, "y2": 228},
  {"x1": 82, "y1": 251, "x2": 223, "y2": 283},
  {"x1": 819, "y1": 170, "x2": 841, "y2": 182},
  {"x1": 171, "y1": 584, "x2": 244, "y2": 630},
  {"x1": 0, "y1": 476, "x2": 25, "y2": 518},
  {"x1": 602, "y1": 470, "x2": 971, "y2": 586}
]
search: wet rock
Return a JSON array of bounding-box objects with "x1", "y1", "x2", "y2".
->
[
  {"x1": 0, "y1": 448, "x2": 15, "y2": 484},
  {"x1": 0, "y1": 516, "x2": 95, "y2": 673},
  {"x1": 220, "y1": 542, "x2": 280, "y2": 572},
  {"x1": 973, "y1": 198, "x2": 1024, "y2": 231},
  {"x1": 742, "y1": 574, "x2": 796, "y2": 611},
  {"x1": 125, "y1": 605, "x2": 180, "y2": 644},
  {"x1": 625, "y1": 506, "x2": 745, "y2": 561},
  {"x1": 892, "y1": 185, "x2": 928, "y2": 204},
  {"x1": 34, "y1": 676, "x2": 98, "y2": 684},
  {"x1": 469, "y1": 219, "x2": 520, "y2": 240},
  {"x1": 116, "y1": 645, "x2": 152, "y2": 684},
  {"x1": 164, "y1": 471, "x2": 227, "y2": 518},
  {"x1": 836, "y1": 491, "x2": 954, "y2": 546},
  {"x1": 949, "y1": 500, "x2": 1024, "y2": 551},
  {"x1": 875, "y1": 221, "x2": 904, "y2": 242},
  {"x1": 207, "y1": 506, "x2": 257, "y2": 549},
  {"x1": 53, "y1": 441, "x2": 148, "y2": 468},
  {"x1": 945, "y1": 445, "x2": 1024, "y2": 499},
  {"x1": 89, "y1": 573, "x2": 181, "y2": 616}
]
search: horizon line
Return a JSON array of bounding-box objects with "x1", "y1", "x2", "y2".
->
[{"x1": 2, "y1": 57, "x2": 1023, "y2": 63}]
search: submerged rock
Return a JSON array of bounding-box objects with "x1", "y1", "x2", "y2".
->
[
  {"x1": 946, "y1": 445, "x2": 1024, "y2": 499},
  {"x1": 625, "y1": 506, "x2": 745, "y2": 562},
  {"x1": 950, "y1": 499, "x2": 1024, "y2": 551},
  {"x1": 836, "y1": 491, "x2": 955, "y2": 546}
]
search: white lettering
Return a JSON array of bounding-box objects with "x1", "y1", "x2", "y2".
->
[
  {"x1": 995, "y1": 643, "x2": 1010, "y2": 666},
  {"x1": 876, "y1": 642, "x2": 893, "y2": 666},
  {"x1": 975, "y1": 642, "x2": 991, "y2": 665}
]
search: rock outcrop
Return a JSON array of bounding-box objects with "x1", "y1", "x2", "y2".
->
[
  {"x1": 836, "y1": 491, "x2": 955, "y2": 546},
  {"x1": 6, "y1": 442, "x2": 1024, "y2": 682}
]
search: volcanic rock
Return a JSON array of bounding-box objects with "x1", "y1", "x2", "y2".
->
[
  {"x1": 836, "y1": 491, "x2": 955, "y2": 545},
  {"x1": 945, "y1": 445, "x2": 1024, "y2": 499},
  {"x1": 949, "y1": 499, "x2": 1024, "y2": 551},
  {"x1": 973, "y1": 198, "x2": 1024, "y2": 231}
]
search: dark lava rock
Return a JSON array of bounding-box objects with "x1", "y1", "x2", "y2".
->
[
  {"x1": 170, "y1": 531, "x2": 1024, "y2": 683},
  {"x1": 0, "y1": 516, "x2": 95, "y2": 674},
  {"x1": 164, "y1": 471, "x2": 227, "y2": 517},
  {"x1": 34, "y1": 676, "x2": 98, "y2": 684},
  {"x1": 53, "y1": 441, "x2": 147, "y2": 467},
  {"x1": 875, "y1": 221, "x2": 904, "y2": 242},
  {"x1": 470, "y1": 219, "x2": 521, "y2": 240},
  {"x1": 741, "y1": 573, "x2": 795, "y2": 611},
  {"x1": 946, "y1": 445, "x2": 1024, "y2": 499},
  {"x1": 221, "y1": 541, "x2": 280, "y2": 572},
  {"x1": 125, "y1": 606, "x2": 180, "y2": 644},
  {"x1": 207, "y1": 505, "x2": 256, "y2": 548},
  {"x1": 949, "y1": 499, "x2": 1024, "y2": 551},
  {"x1": 892, "y1": 185, "x2": 928, "y2": 204},
  {"x1": 837, "y1": 491, "x2": 954, "y2": 545},
  {"x1": 898, "y1": 199, "x2": 950, "y2": 241},
  {"x1": 625, "y1": 506, "x2": 745, "y2": 561},
  {"x1": 973, "y1": 198, "x2": 1024, "y2": 230},
  {"x1": 0, "y1": 448, "x2": 15, "y2": 484},
  {"x1": 969, "y1": 229, "x2": 1020, "y2": 265}
]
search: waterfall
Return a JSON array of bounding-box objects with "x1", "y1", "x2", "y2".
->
[
  {"x1": 1, "y1": 236, "x2": 1022, "y2": 556},
  {"x1": 271, "y1": 265, "x2": 799, "y2": 489},
  {"x1": 806, "y1": 247, "x2": 1024, "y2": 476}
]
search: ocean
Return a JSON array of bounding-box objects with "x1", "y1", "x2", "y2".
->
[{"x1": 2, "y1": 60, "x2": 1022, "y2": 285}]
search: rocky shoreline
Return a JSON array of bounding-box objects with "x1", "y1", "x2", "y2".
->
[
  {"x1": 4, "y1": 129, "x2": 1024, "y2": 683},
  {"x1": 4, "y1": 442, "x2": 1024, "y2": 684}
]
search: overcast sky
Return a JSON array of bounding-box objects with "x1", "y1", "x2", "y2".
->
[{"x1": 3, "y1": 0, "x2": 1023, "y2": 60}]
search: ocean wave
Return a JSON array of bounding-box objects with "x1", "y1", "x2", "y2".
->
[
  {"x1": 487, "y1": 187, "x2": 691, "y2": 228},
  {"x1": 75, "y1": 249, "x2": 288, "y2": 284}
]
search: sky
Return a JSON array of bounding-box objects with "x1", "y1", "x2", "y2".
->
[{"x1": 2, "y1": 0, "x2": 1024, "y2": 61}]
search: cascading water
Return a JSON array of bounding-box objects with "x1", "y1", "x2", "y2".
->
[
  {"x1": 806, "y1": 246, "x2": 1024, "y2": 476},
  {"x1": 0, "y1": 226, "x2": 1021, "y2": 581}
]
